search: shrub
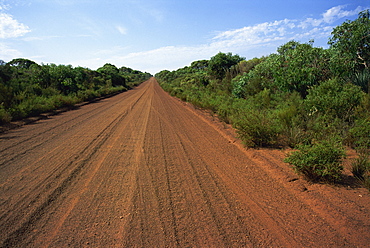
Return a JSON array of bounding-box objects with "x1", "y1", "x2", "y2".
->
[
  {"x1": 275, "y1": 92, "x2": 306, "y2": 147},
  {"x1": 352, "y1": 153, "x2": 370, "y2": 191},
  {"x1": 284, "y1": 141, "x2": 345, "y2": 182},
  {"x1": 235, "y1": 109, "x2": 280, "y2": 147},
  {"x1": 351, "y1": 154, "x2": 370, "y2": 180},
  {"x1": 304, "y1": 79, "x2": 364, "y2": 121},
  {"x1": 0, "y1": 107, "x2": 11, "y2": 124},
  {"x1": 348, "y1": 118, "x2": 370, "y2": 152}
]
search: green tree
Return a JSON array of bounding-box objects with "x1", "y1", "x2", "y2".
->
[
  {"x1": 208, "y1": 52, "x2": 245, "y2": 80},
  {"x1": 233, "y1": 41, "x2": 330, "y2": 98},
  {"x1": 7, "y1": 58, "x2": 37, "y2": 69},
  {"x1": 190, "y1": 60, "x2": 209, "y2": 71},
  {"x1": 275, "y1": 40, "x2": 331, "y2": 97},
  {"x1": 329, "y1": 9, "x2": 370, "y2": 74},
  {"x1": 97, "y1": 63, "x2": 126, "y2": 87},
  {"x1": 305, "y1": 79, "x2": 364, "y2": 121}
]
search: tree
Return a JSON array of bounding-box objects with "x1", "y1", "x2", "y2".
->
[
  {"x1": 305, "y1": 79, "x2": 364, "y2": 121},
  {"x1": 208, "y1": 52, "x2": 245, "y2": 80},
  {"x1": 233, "y1": 41, "x2": 330, "y2": 98},
  {"x1": 7, "y1": 58, "x2": 37, "y2": 69},
  {"x1": 329, "y1": 9, "x2": 370, "y2": 74},
  {"x1": 97, "y1": 63, "x2": 126, "y2": 87},
  {"x1": 275, "y1": 40, "x2": 331, "y2": 97},
  {"x1": 190, "y1": 60, "x2": 209, "y2": 71}
]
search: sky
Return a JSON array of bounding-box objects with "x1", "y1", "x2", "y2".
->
[{"x1": 0, "y1": 0, "x2": 369, "y2": 74}]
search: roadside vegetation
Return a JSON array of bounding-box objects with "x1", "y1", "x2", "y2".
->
[
  {"x1": 0, "y1": 60, "x2": 151, "y2": 123},
  {"x1": 156, "y1": 10, "x2": 370, "y2": 185}
]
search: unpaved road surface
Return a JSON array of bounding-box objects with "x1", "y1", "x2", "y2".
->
[{"x1": 1, "y1": 78, "x2": 369, "y2": 247}]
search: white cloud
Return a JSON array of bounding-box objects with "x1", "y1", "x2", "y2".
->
[
  {"x1": 211, "y1": 5, "x2": 365, "y2": 51},
  {"x1": 322, "y1": 5, "x2": 365, "y2": 23},
  {"x1": 0, "y1": 3, "x2": 10, "y2": 11},
  {"x1": 213, "y1": 19, "x2": 297, "y2": 47},
  {"x1": 298, "y1": 18, "x2": 323, "y2": 29},
  {"x1": 22, "y1": 35, "x2": 62, "y2": 41},
  {"x1": 0, "y1": 12, "x2": 30, "y2": 38},
  {"x1": 116, "y1": 25, "x2": 127, "y2": 35}
]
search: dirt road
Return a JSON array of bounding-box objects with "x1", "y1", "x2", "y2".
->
[{"x1": 0, "y1": 78, "x2": 369, "y2": 247}]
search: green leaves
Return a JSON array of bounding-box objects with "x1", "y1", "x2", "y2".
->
[
  {"x1": 285, "y1": 141, "x2": 345, "y2": 182},
  {"x1": 0, "y1": 59, "x2": 151, "y2": 123},
  {"x1": 305, "y1": 79, "x2": 364, "y2": 121},
  {"x1": 208, "y1": 52, "x2": 245, "y2": 80},
  {"x1": 233, "y1": 41, "x2": 331, "y2": 98},
  {"x1": 329, "y1": 10, "x2": 370, "y2": 73}
]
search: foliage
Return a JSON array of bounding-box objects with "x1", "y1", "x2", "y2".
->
[
  {"x1": 329, "y1": 10, "x2": 370, "y2": 73},
  {"x1": 285, "y1": 141, "x2": 345, "y2": 182},
  {"x1": 0, "y1": 59, "x2": 151, "y2": 123},
  {"x1": 235, "y1": 108, "x2": 280, "y2": 147},
  {"x1": 348, "y1": 117, "x2": 370, "y2": 152},
  {"x1": 351, "y1": 154, "x2": 370, "y2": 180},
  {"x1": 304, "y1": 79, "x2": 364, "y2": 121},
  {"x1": 351, "y1": 153, "x2": 370, "y2": 191},
  {"x1": 208, "y1": 52, "x2": 245, "y2": 80},
  {"x1": 350, "y1": 68, "x2": 370, "y2": 93},
  {"x1": 233, "y1": 40, "x2": 331, "y2": 98}
]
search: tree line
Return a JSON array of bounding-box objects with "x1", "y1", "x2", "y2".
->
[
  {"x1": 0, "y1": 59, "x2": 151, "y2": 123},
  {"x1": 156, "y1": 10, "x2": 370, "y2": 185}
]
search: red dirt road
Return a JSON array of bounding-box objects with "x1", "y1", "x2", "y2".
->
[{"x1": 0, "y1": 78, "x2": 369, "y2": 247}]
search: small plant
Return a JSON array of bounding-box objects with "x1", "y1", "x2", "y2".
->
[
  {"x1": 0, "y1": 107, "x2": 12, "y2": 124},
  {"x1": 235, "y1": 110, "x2": 279, "y2": 147},
  {"x1": 351, "y1": 154, "x2": 370, "y2": 180},
  {"x1": 284, "y1": 141, "x2": 345, "y2": 182},
  {"x1": 351, "y1": 154, "x2": 370, "y2": 190}
]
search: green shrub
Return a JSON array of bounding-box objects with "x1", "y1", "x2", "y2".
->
[
  {"x1": 77, "y1": 89, "x2": 100, "y2": 101},
  {"x1": 348, "y1": 118, "x2": 370, "y2": 152},
  {"x1": 235, "y1": 109, "x2": 280, "y2": 147},
  {"x1": 305, "y1": 79, "x2": 364, "y2": 121},
  {"x1": 351, "y1": 154, "x2": 370, "y2": 180},
  {"x1": 274, "y1": 92, "x2": 306, "y2": 147},
  {"x1": 0, "y1": 107, "x2": 12, "y2": 124},
  {"x1": 352, "y1": 153, "x2": 370, "y2": 191},
  {"x1": 284, "y1": 141, "x2": 345, "y2": 182}
]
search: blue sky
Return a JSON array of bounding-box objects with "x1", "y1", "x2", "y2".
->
[{"x1": 0, "y1": 0, "x2": 369, "y2": 74}]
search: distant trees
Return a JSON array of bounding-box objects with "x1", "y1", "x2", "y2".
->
[
  {"x1": 97, "y1": 63, "x2": 126, "y2": 87},
  {"x1": 208, "y1": 52, "x2": 245, "y2": 80},
  {"x1": 0, "y1": 60, "x2": 151, "y2": 124}
]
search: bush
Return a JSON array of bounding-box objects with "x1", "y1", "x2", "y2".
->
[
  {"x1": 304, "y1": 79, "x2": 364, "y2": 121},
  {"x1": 0, "y1": 107, "x2": 11, "y2": 124},
  {"x1": 275, "y1": 92, "x2": 306, "y2": 147},
  {"x1": 351, "y1": 154, "x2": 370, "y2": 180},
  {"x1": 284, "y1": 141, "x2": 345, "y2": 182},
  {"x1": 235, "y1": 109, "x2": 280, "y2": 147},
  {"x1": 352, "y1": 154, "x2": 370, "y2": 191},
  {"x1": 348, "y1": 118, "x2": 370, "y2": 152}
]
